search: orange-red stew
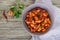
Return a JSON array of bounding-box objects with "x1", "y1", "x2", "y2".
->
[{"x1": 25, "y1": 7, "x2": 51, "y2": 32}]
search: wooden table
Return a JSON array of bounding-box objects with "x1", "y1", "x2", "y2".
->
[{"x1": 0, "y1": 0, "x2": 60, "y2": 40}]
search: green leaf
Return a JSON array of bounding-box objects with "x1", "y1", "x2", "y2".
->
[
  {"x1": 10, "y1": 6, "x2": 16, "y2": 10},
  {"x1": 19, "y1": 5, "x2": 24, "y2": 10},
  {"x1": 17, "y1": 11, "x2": 21, "y2": 14},
  {"x1": 15, "y1": 14, "x2": 19, "y2": 18},
  {"x1": 14, "y1": 11, "x2": 21, "y2": 18},
  {"x1": 14, "y1": 11, "x2": 17, "y2": 16}
]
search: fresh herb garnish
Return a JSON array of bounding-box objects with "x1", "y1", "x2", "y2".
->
[
  {"x1": 19, "y1": 4, "x2": 24, "y2": 10},
  {"x1": 8, "y1": 0, "x2": 24, "y2": 18},
  {"x1": 40, "y1": 26, "x2": 42, "y2": 28},
  {"x1": 10, "y1": 6, "x2": 16, "y2": 10}
]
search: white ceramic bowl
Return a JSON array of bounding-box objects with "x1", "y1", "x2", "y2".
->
[{"x1": 22, "y1": 3, "x2": 54, "y2": 35}]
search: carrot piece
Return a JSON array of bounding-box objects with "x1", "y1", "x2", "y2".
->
[
  {"x1": 42, "y1": 10, "x2": 46, "y2": 12},
  {"x1": 44, "y1": 24, "x2": 50, "y2": 27},
  {"x1": 41, "y1": 27, "x2": 44, "y2": 30},
  {"x1": 35, "y1": 20, "x2": 41, "y2": 23},
  {"x1": 30, "y1": 24, "x2": 34, "y2": 27},
  {"x1": 47, "y1": 18, "x2": 51, "y2": 24},
  {"x1": 44, "y1": 19, "x2": 47, "y2": 23},
  {"x1": 30, "y1": 23, "x2": 36, "y2": 29},
  {"x1": 32, "y1": 13, "x2": 36, "y2": 16},
  {"x1": 41, "y1": 27, "x2": 46, "y2": 32},
  {"x1": 30, "y1": 28, "x2": 36, "y2": 32},
  {"x1": 42, "y1": 29, "x2": 46, "y2": 32},
  {"x1": 36, "y1": 9, "x2": 41, "y2": 13},
  {"x1": 26, "y1": 14, "x2": 29, "y2": 17},
  {"x1": 42, "y1": 12, "x2": 48, "y2": 17},
  {"x1": 37, "y1": 28, "x2": 41, "y2": 32},
  {"x1": 25, "y1": 20, "x2": 30, "y2": 25},
  {"x1": 29, "y1": 12, "x2": 33, "y2": 17},
  {"x1": 42, "y1": 23, "x2": 45, "y2": 26},
  {"x1": 31, "y1": 20, "x2": 35, "y2": 24},
  {"x1": 34, "y1": 16, "x2": 38, "y2": 21},
  {"x1": 36, "y1": 24, "x2": 41, "y2": 32},
  {"x1": 44, "y1": 18, "x2": 51, "y2": 24}
]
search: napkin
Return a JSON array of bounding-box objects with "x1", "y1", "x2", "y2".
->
[{"x1": 31, "y1": 0, "x2": 60, "y2": 40}]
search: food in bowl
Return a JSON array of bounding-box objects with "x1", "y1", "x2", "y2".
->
[{"x1": 25, "y1": 7, "x2": 51, "y2": 33}]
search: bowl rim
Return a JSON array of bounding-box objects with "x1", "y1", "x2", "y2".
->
[{"x1": 22, "y1": 3, "x2": 54, "y2": 35}]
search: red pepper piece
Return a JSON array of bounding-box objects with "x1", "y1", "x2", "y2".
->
[{"x1": 2, "y1": 10, "x2": 8, "y2": 22}]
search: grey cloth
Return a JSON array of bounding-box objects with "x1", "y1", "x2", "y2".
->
[
  {"x1": 31, "y1": 0, "x2": 60, "y2": 40},
  {"x1": 31, "y1": 5, "x2": 60, "y2": 40}
]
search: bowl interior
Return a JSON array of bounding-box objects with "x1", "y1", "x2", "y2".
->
[{"x1": 22, "y1": 3, "x2": 54, "y2": 35}]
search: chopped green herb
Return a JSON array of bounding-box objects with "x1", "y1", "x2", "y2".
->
[
  {"x1": 15, "y1": 14, "x2": 20, "y2": 18},
  {"x1": 19, "y1": 5, "x2": 24, "y2": 10},
  {"x1": 14, "y1": 11, "x2": 21, "y2": 18},
  {"x1": 40, "y1": 26, "x2": 42, "y2": 28},
  {"x1": 9, "y1": 0, "x2": 24, "y2": 18},
  {"x1": 10, "y1": 6, "x2": 16, "y2": 10},
  {"x1": 14, "y1": 11, "x2": 18, "y2": 16}
]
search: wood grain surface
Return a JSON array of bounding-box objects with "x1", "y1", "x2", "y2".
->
[{"x1": 0, "y1": 0, "x2": 59, "y2": 40}]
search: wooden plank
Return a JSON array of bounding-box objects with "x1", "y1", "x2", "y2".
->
[
  {"x1": 56, "y1": 5, "x2": 60, "y2": 8},
  {"x1": 52, "y1": 0, "x2": 60, "y2": 5},
  {"x1": 0, "y1": 0, "x2": 60, "y2": 40}
]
